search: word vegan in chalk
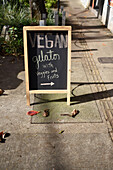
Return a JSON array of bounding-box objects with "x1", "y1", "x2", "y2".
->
[
  {"x1": 29, "y1": 33, "x2": 68, "y2": 48},
  {"x1": 29, "y1": 33, "x2": 67, "y2": 70},
  {"x1": 23, "y1": 26, "x2": 71, "y2": 106}
]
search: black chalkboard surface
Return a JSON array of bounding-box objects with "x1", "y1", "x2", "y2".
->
[
  {"x1": 27, "y1": 30, "x2": 68, "y2": 90},
  {"x1": 23, "y1": 26, "x2": 71, "y2": 105}
]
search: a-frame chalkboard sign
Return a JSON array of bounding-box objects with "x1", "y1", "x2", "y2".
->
[{"x1": 23, "y1": 26, "x2": 71, "y2": 106}]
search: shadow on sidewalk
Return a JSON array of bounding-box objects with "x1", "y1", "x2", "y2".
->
[
  {"x1": 71, "y1": 9, "x2": 89, "y2": 16},
  {"x1": 0, "y1": 55, "x2": 24, "y2": 90},
  {"x1": 71, "y1": 49, "x2": 97, "y2": 52},
  {"x1": 60, "y1": 0, "x2": 69, "y2": 7},
  {"x1": 31, "y1": 82, "x2": 113, "y2": 106},
  {"x1": 71, "y1": 83, "x2": 113, "y2": 105},
  {"x1": 74, "y1": 35, "x2": 113, "y2": 40}
]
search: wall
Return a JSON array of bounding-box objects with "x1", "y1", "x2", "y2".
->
[
  {"x1": 102, "y1": 0, "x2": 113, "y2": 33},
  {"x1": 80, "y1": 0, "x2": 113, "y2": 33},
  {"x1": 81, "y1": 0, "x2": 90, "y2": 8}
]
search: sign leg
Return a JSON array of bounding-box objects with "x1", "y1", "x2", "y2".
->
[{"x1": 26, "y1": 92, "x2": 30, "y2": 106}]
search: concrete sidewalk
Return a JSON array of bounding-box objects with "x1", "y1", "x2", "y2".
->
[
  {"x1": 0, "y1": 0, "x2": 113, "y2": 169},
  {"x1": 67, "y1": 0, "x2": 113, "y2": 135}
]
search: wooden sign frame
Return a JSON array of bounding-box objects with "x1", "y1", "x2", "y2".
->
[{"x1": 23, "y1": 26, "x2": 71, "y2": 106}]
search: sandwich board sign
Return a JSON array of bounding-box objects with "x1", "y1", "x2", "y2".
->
[{"x1": 23, "y1": 26, "x2": 71, "y2": 106}]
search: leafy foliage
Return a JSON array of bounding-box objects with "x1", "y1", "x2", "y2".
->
[
  {"x1": 45, "y1": 0, "x2": 57, "y2": 9},
  {"x1": 0, "y1": 4, "x2": 32, "y2": 27},
  {"x1": 3, "y1": 27, "x2": 23, "y2": 56},
  {"x1": 0, "y1": 3, "x2": 38, "y2": 57},
  {"x1": 46, "y1": 9, "x2": 55, "y2": 26},
  {"x1": 0, "y1": 0, "x2": 29, "y2": 8}
]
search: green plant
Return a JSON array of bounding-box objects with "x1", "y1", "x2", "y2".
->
[
  {"x1": 45, "y1": 0, "x2": 57, "y2": 9},
  {"x1": 0, "y1": 4, "x2": 33, "y2": 27},
  {"x1": 0, "y1": 3, "x2": 38, "y2": 57},
  {"x1": 0, "y1": 0, "x2": 29, "y2": 8},
  {"x1": 45, "y1": 0, "x2": 58, "y2": 26},
  {"x1": 1, "y1": 27, "x2": 23, "y2": 57},
  {"x1": 46, "y1": 9, "x2": 55, "y2": 25}
]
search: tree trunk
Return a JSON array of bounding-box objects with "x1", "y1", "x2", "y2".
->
[{"x1": 29, "y1": 0, "x2": 33, "y2": 19}]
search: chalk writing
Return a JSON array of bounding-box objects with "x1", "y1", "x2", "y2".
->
[
  {"x1": 42, "y1": 62, "x2": 54, "y2": 69},
  {"x1": 32, "y1": 50, "x2": 60, "y2": 69},
  {"x1": 51, "y1": 67, "x2": 58, "y2": 73},
  {"x1": 29, "y1": 33, "x2": 68, "y2": 48},
  {"x1": 55, "y1": 33, "x2": 67, "y2": 48},
  {"x1": 36, "y1": 70, "x2": 50, "y2": 78},
  {"x1": 27, "y1": 30, "x2": 68, "y2": 90},
  {"x1": 47, "y1": 73, "x2": 59, "y2": 80},
  {"x1": 36, "y1": 65, "x2": 59, "y2": 80}
]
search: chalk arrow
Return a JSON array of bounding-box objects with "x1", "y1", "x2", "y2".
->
[{"x1": 40, "y1": 82, "x2": 55, "y2": 86}]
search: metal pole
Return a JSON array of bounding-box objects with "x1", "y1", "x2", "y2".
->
[
  {"x1": 55, "y1": 11, "x2": 59, "y2": 26},
  {"x1": 62, "y1": 11, "x2": 66, "y2": 26},
  {"x1": 58, "y1": 0, "x2": 60, "y2": 13}
]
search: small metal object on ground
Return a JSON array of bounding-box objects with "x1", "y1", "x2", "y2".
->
[{"x1": 98, "y1": 57, "x2": 113, "y2": 63}]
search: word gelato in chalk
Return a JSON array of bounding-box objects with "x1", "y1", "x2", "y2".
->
[{"x1": 32, "y1": 50, "x2": 60, "y2": 69}]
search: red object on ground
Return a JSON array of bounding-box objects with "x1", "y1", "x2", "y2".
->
[
  {"x1": 0, "y1": 131, "x2": 3, "y2": 137},
  {"x1": 0, "y1": 131, "x2": 3, "y2": 141},
  {"x1": 27, "y1": 110, "x2": 40, "y2": 116}
]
